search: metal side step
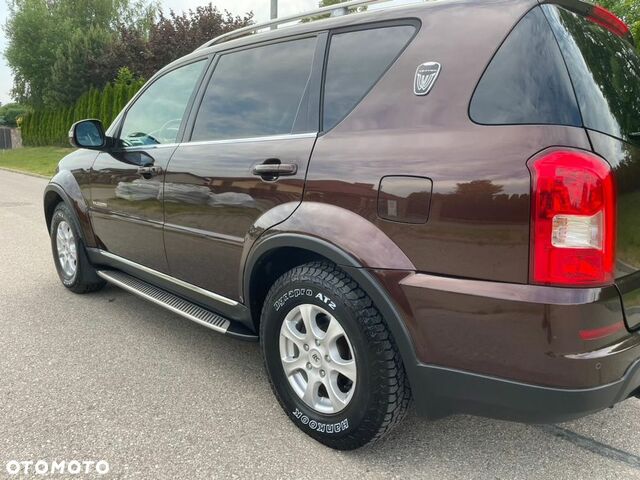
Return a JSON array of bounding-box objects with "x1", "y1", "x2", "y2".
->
[{"x1": 97, "y1": 270, "x2": 231, "y2": 334}]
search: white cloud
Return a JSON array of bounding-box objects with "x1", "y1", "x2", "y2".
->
[{"x1": 0, "y1": 1, "x2": 12, "y2": 105}]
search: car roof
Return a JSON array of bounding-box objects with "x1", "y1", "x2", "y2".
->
[{"x1": 159, "y1": 0, "x2": 538, "y2": 74}]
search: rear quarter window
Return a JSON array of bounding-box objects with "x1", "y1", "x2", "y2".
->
[
  {"x1": 542, "y1": 5, "x2": 640, "y2": 144},
  {"x1": 323, "y1": 25, "x2": 416, "y2": 132},
  {"x1": 470, "y1": 7, "x2": 582, "y2": 127}
]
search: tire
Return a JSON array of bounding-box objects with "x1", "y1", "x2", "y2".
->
[
  {"x1": 50, "y1": 202, "x2": 105, "y2": 294},
  {"x1": 260, "y1": 261, "x2": 411, "y2": 450}
]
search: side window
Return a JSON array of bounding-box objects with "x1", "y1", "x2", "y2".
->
[
  {"x1": 323, "y1": 25, "x2": 416, "y2": 131},
  {"x1": 191, "y1": 37, "x2": 317, "y2": 141},
  {"x1": 120, "y1": 60, "x2": 205, "y2": 147},
  {"x1": 469, "y1": 7, "x2": 581, "y2": 126}
]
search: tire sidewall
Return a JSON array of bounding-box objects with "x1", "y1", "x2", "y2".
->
[
  {"x1": 50, "y1": 205, "x2": 80, "y2": 287},
  {"x1": 262, "y1": 277, "x2": 377, "y2": 443}
]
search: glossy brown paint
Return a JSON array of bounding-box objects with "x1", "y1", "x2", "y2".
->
[
  {"x1": 45, "y1": 0, "x2": 640, "y2": 423},
  {"x1": 304, "y1": 0, "x2": 589, "y2": 283},
  {"x1": 394, "y1": 270, "x2": 638, "y2": 388},
  {"x1": 377, "y1": 176, "x2": 433, "y2": 224},
  {"x1": 44, "y1": 149, "x2": 99, "y2": 247},
  {"x1": 239, "y1": 0, "x2": 639, "y2": 393},
  {"x1": 90, "y1": 146, "x2": 177, "y2": 272},
  {"x1": 163, "y1": 135, "x2": 317, "y2": 301}
]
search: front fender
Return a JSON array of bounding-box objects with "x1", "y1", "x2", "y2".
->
[{"x1": 44, "y1": 170, "x2": 96, "y2": 247}]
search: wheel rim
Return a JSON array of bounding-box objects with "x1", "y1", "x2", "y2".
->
[
  {"x1": 56, "y1": 220, "x2": 77, "y2": 278},
  {"x1": 279, "y1": 304, "x2": 357, "y2": 414}
]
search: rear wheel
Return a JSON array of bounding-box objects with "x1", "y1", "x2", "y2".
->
[
  {"x1": 50, "y1": 202, "x2": 105, "y2": 294},
  {"x1": 260, "y1": 261, "x2": 411, "y2": 450}
]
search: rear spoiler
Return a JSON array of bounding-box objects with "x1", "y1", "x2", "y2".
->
[{"x1": 541, "y1": 0, "x2": 635, "y2": 46}]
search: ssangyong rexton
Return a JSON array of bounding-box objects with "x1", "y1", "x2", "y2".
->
[{"x1": 43, "y1": 0, "x2": 640, "y2": 449}]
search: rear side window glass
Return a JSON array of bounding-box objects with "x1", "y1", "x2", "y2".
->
[
  {"x1": 323, "y1": 25, "x2": 416, "y2": 131},
  {"x1": 470, "y1": 7, "x2": 581, "y2": 127},
  {"x1": 192, "y1": 37, "x2": 317, "y2": 141},
  {"x1": 543, "y1": 5, "x2": 640, "y2": 144}
]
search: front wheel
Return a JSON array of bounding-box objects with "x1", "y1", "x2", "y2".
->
[
  {"x1": 260, "y1": 261, "x2": 411, "y2": 450},
  {"x1": 50, "y1": 202, "x2": 105, "y2": 294}
]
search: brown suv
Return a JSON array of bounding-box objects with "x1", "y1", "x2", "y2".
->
[{"x1": 44, "y1": 0, "x2": 640, "y2": 450}]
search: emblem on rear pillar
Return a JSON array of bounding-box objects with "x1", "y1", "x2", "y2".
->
[{"x1": 414, "y1": 62, "x2": 441, "y2": 96}]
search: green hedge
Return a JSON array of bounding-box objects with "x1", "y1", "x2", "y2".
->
[{"x1": 21, "y1": 79, "x2": 145, "y2": 147}]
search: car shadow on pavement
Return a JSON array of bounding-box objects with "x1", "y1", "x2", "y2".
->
[{"x1": 91, "y1": 285, "x2": 640, "y2": 479}]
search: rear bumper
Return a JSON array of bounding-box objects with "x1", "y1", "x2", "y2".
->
[
  {"x1": 411, "y1": 359, "x2": 640, "y2": 423},
  {"x1": 371, "y1": 270, "x2": 640, "y2": 421}
]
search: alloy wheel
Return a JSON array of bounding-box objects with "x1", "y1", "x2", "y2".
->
[
  {"x1": 279, "y1": 304, "x2": 357, "y2": 414},
  {"x1": 56, "y1": 220, "x2": 77, "y2": 278}
]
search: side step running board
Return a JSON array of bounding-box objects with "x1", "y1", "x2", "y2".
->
[{"x1": 97, "y1": 269, "x2": 232, "y2": 334}]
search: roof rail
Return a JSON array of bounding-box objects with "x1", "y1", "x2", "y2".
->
[{"x1": 194, "y1": 0, "x2": 397, "y2": 51}]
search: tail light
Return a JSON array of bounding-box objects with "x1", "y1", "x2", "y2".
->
[{"x1": 528, "y1": 150, "x2": 616, "y2": 287}]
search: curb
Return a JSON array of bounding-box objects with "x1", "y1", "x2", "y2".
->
[{"x1": 0, "y1": 167, "x2": 50, "y2": 180}]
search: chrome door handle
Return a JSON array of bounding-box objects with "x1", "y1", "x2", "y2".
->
[{"x1": 252, "y1": 163, "x2": 298, "y2": 176}]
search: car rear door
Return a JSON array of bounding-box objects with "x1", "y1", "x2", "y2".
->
[
  {"x1": 162, "y1": 34, "x2": 325, "y2": 301},
  {"x1": 90, "y1": 59, "x2": 207, "y2": 272},
  {"x1": 543, "y1": 4, "x2": 640, "y2": 328}
]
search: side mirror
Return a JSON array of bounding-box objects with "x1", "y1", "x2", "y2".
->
[{"x1": 69, "y1": 119, "x2": 111, "y2": 150}]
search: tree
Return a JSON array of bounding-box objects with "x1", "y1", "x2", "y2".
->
[
  {"x1": 4, "y1": 0, "x2": 68, "y2": 107},
  {"x1": 0, "y1": 103, "x2": 28, "y2": 127},
  {"x1": 598, "y1": 0, "x2": 640, "y2": 52},
  {"x1": 4, "y1": 0, "x2": 156, "y2": 108},
  {"x1": 143, "y1": 5, "x2": 253, "y2": 79},
  {"x1": 45, "y1": 27, "x2": 113, "y2": 106},
  {"x1": 8, "y1": 2, "x2": 253, "y2": 145}
]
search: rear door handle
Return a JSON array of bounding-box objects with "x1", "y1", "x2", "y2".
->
[{"x1": 252, "y1": 163, "x2": 298, "y2": 176}]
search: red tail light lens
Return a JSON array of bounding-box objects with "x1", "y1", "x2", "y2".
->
[
  {"x1": 528, "y1": 150, "x2": 616, "y2": 287},
  {"x1": 587, "y1": 5, "x2": 631, "y2": 39}
]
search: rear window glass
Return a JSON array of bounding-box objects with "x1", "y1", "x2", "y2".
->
[
  {"x1": 192, "y1": 37, "x2": 317, "y2": 141},
  {"x1": 323, "y1": 25, "x2": 415, "y2": 131},
  {"x1": 470, "y1": 7, "x2": 581, "y2": 127},
  {"x1": 543, "y1": 5, "x2": 640, "y2": 144}
]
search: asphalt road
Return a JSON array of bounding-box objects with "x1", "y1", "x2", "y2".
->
[{"x1": 2, "y1": 168, "x2": 640, "y2": 480}]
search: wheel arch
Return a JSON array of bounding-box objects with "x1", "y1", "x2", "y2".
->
[
  {"x1": 243, "y1": 233, "x2": 421, "y2": 388},
  {"x1": 44, "y1": 188, "x2": 64, "y2": 232},
  {"x1": 44, "y1": 172, "x2": 97, "y2": 247}
]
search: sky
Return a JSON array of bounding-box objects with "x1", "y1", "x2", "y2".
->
[{"x1": 0, "y1": 0, "x2": 418, "y2": 105}]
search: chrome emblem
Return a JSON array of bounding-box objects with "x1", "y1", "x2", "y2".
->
[{"x1": 414, "y1": 62, "x2": 441, "y2": 96}]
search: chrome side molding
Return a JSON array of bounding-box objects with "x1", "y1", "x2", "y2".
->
[{"x1": 94, "y1": 250, "x2": 239, "y2": 307}]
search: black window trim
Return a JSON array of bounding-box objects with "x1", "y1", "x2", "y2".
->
[
  {"x1": 319, "y1": 18, "x2": 421, "y2": 135},
  {"x1": 110, "y1": 56, "x2": 212, "y2": 151},
  {"x1": 183, "y1": 32, "x2": 327, "y2": 144}
]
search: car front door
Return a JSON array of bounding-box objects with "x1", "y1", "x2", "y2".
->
[
  {"x1": 90, "y1": 59, "x2": 207, "y2": 272},
  {"x1": 163, "y1": 34, "x2": 325, "y2": 301}
]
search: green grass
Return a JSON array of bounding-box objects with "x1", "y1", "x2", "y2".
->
[{"x1": 0, "y1": 147, "x2": 74, "y2": 177}]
